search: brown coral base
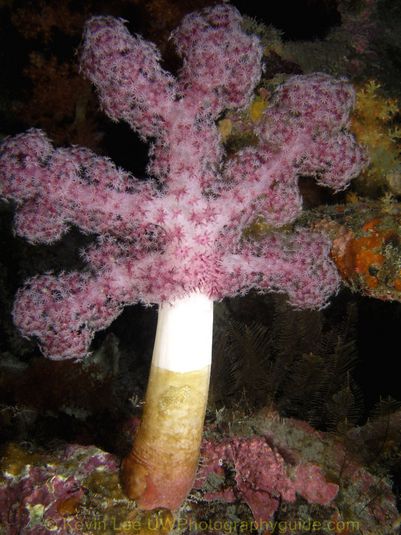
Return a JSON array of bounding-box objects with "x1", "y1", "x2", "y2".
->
[{"x1": 121, "y1": 365, "x2": 210, "y2": 510}]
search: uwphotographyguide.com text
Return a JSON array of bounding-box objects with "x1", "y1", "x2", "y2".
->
[{"x1": 56, "y1": 515, "x2": 360, "y2": 533}]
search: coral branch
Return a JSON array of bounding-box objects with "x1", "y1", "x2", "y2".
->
[
  {"x1": 13, "y1": 271, "x2": 122, "y2": 359},
  {"x1": 217, "y1": 74, "x2": 368, "y2": 228},
  {"x1": 0, "y1": 129, "x2": 158, "y2": 243},
  {"x1": 221, "y1": 230, "x2": 339, "y2": 308},
  {"x1": 80, "y1": 16, "x2": 176, "y2": 138},
  {"x1": 171, "y1": 5, "x2": 263, "y2": 115}
]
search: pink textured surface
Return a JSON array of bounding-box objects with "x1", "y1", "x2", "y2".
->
[
  {"x1": 195, "y1": 436, "x2": 338, "y2": 523},
  {"x1": 0, "y1": 445, "x2": 118, "y2": 535},
  {"x1": 0, "y1": 5, "x2": 367, "y2": 359},
  {"x1": 293, "y1": 463, "x2": 339, "y2": 505}
]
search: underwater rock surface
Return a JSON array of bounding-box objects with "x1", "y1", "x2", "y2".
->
[{"x1": 0, "y1": 411, "x2": 398, "y2": 534}]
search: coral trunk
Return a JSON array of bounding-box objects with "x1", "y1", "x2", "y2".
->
[{"x1": 121, "y1": 293, "x2": 213, "y2": 510}]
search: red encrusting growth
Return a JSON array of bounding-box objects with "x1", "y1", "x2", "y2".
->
[{"x1": 195, "y1": 436, "x2": 339, "y2": 523}]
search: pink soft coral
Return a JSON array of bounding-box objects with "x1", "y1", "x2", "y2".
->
[{"x1": 0, "y1": 5, "x2": 366, "y2": 360}]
